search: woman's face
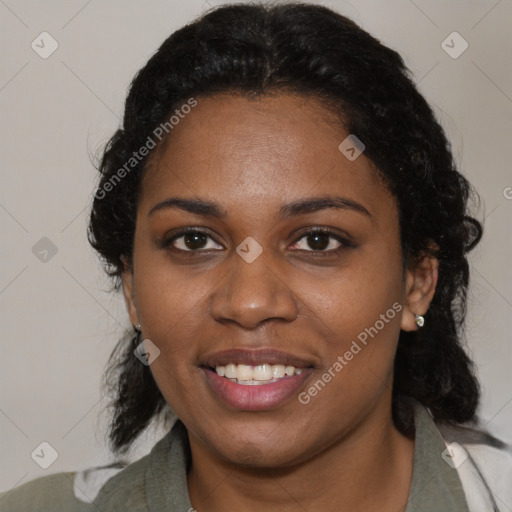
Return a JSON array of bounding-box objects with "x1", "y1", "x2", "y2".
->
[{"x1": 123, "y1": 93, "x2": 429, "y2": 467}]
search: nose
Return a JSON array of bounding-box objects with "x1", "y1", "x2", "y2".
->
[{"x1": 209, "y1": 250, "x2": 299, "y2": 329}]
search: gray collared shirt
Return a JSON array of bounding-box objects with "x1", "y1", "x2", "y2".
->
[
  {"x1": 0, "y1": 401, "x2": 470, "y2": 511},
  {"x1": 405, "y1": 403, "x2": 469, "y2": 511}
]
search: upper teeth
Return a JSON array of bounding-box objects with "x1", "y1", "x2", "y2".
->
[{"x1": 215, "y1": 363, "x2": 303, "y2": 381}]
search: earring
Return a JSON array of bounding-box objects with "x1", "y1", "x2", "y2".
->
[
  {"x1": 414, "y1": 314, "x2": 425, "y2": 328},
  {"x1": 133, "y1": 323, "x2": 141, "y2": 333}
]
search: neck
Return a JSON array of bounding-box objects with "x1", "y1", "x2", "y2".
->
[{"x1": 187, "y1": 400, "x2": 415, "y2": 512}]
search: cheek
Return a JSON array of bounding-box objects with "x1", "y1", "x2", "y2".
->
[
  {"x1": 303, "y1": 246, "x2": 404, "y2": 383},
  {"x1": 312, "y1": 293, "x2": 402, "y2": 394},
  {"x1": 295, "y1": 277, "x2": 403, "y2": 435},
  {"x1": 131, "y1": 250, "x2": 213, "y2": 373},
  {"x1": 132, "y1": 260, "x2": 209, "y2": 417},
  {"x1": 308, "y1": 242, "x2": 403, "y2": 329}
]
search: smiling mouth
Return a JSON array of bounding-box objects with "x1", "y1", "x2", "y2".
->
[
  {"x1": 201, "y1": 348, "x2": 316, "y2": 409},
  {"x1": 207, "y1": 363, "x2": 306, "y2": 385},
  {"x1": 202, "y1": 364, "x2": 314, "y2": 411}
]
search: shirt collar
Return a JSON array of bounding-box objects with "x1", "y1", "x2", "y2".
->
[
  {"x1": 405, "y1": 401, "x2": 469, "y2": 511},
  {"x1": 142, "y1": 401, "x2": 469, "y2": 511}
]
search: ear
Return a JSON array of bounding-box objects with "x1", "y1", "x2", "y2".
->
[
  {"x1": 120, "y1": 255, "x2": 139, "y2": 328},
  {"x1": 400, "y1": 245, "x2": 439, "y2": 332}
]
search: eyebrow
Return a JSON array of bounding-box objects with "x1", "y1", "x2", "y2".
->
[{"x1": 148, "y1": 195, "x2": 371, "y2": 219}]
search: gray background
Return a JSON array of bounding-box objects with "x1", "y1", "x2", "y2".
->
[{"x1": 1, "y1": 0, "x2": 511, "y2": 491}]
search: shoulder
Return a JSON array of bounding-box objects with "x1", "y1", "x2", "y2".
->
[
  {"x1": 0, "y1": 432, "x2": 176, "y2": 512},
  {"x1": 91, "y1": 452, "x2": 153, "y2": 510},
  {"x1": 0, "y1": 471, "x2": 89, "y2": 512},
  {"x1": 0, "y1": 460, "x2": 139, "y2": 512},
  {"x1": 438, "y1": 420, "x2": 512, "y2": 472},
  {"x1": 0, "y1": 421, "x2": 187, "y2": 512},
  {"x1": 438, "y1": 421, "x2": 512, "y2": 509},
  {"x1": 0, "y1": 459, "x2": 152, "y2": 511}
]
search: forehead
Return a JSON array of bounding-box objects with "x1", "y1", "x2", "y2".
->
[{"x1": 139, "y1": 93, "x2": 391, "y2": 218}]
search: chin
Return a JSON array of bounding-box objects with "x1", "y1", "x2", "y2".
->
[{"x1": 208, "y1": 430, "x2": 310, "y2": 469}]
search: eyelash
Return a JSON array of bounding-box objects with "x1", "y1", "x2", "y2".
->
[{"x1": 162, "y1": 227, "x2": 353, "y2": 256}]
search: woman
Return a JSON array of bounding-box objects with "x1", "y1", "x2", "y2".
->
[{"x1": 2, "y1": 2, "x2": 510, "y2": 511}]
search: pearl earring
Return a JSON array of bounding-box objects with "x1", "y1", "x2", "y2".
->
[{"x1": 414, "y1": 314, "x2": 424, "y2": 328}]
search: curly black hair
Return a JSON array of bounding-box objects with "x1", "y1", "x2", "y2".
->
[{"x1": 88, "y1": 1, "x2": 482, "y2": 455}]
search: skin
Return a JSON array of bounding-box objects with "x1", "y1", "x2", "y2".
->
[{"x1": 122, "y1": 93, "x2": 438, "y2": 512}]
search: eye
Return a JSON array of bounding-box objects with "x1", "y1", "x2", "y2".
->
[
  {"x1": 164, "y1": 228, "x2": 223, "y2": 252},
  {"x1": 290, "y1": 228, "x2": 351, "y2": 253}
]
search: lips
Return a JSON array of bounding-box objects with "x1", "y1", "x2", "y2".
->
[{"x1": 200, "y1": 348, "x2": 315, "y2": 411}]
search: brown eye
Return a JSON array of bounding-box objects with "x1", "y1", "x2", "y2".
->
[
  {"x1": 181, "y1": 232, "x2": 208, "y2": 250},
  {"x1": 290, "y1": 229, "x2": 352, "y2": 253},
  {"x1": 165, "y1": 229, "x2": 223, "y2": 252},
  {"x1": 305, "y1": 232, "x2": 331, "y2": 251}
]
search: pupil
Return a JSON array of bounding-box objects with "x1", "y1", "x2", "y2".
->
[
  {"x1": 185, "y1": 233, "x2": 207, "y2": 250},
  {"x1": 308, "y1": 233, "x2": 329, "y2": 250}
]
